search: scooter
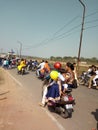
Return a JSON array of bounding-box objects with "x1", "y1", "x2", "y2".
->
[
  {"x1": 36, "y1": 68, "x2": 49, "y2": 80},
  {"x1": 17, "y1": 66, "x2": 26, "y2": 75},
  {"x1": 47, "y1": 88, "x2": 75, "y2": 119}
]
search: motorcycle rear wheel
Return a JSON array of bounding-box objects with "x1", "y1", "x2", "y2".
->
[
  {"x1": 61, "y1": 109, "x2": 73, "y2": 119},
  {"x1": 61, "y1": 110, "x2": 69, "y2": 119}
]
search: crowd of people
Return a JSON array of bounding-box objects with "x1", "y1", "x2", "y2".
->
[
  {"x1": 0, "y1": 57, "x2": 98, "y2": 107},
  {"x1": 0, "y1": 58, "x2": 17, "y2": 69},
  {"x1": 39, "y1": 61, "x2": 78, "y2": 107}
]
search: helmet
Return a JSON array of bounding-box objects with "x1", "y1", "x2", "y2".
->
[
  {"x1": 50, "y1": 70, "x2": 59, "y2": 80},
  {"x1": 54, "y1": 62, "x2": 61, "y2": 69}
]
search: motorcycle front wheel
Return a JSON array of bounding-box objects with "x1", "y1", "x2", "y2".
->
[{"x1": 78, "y1": 77, "x2": 85, "y2": 85}]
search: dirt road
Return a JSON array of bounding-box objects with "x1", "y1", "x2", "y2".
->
[
  {"x1": 0, "y1": 68, "x2": 98, "y2": 130},
  {"x1": 0, "y1": 68, "x2": 62, "y2": 130}
]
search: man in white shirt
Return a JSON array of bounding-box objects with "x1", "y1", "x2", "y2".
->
[{"x1": 36, "y1": 60, "x2": 45, "y2": 77}]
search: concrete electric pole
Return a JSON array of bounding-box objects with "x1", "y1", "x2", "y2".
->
[{"x1": 77, "y1": 0, "x2": 86, "y2": 75}]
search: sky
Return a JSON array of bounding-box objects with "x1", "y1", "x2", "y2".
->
[{"x1": 0, "y1": 0, "x2": 98, "y2": 58}]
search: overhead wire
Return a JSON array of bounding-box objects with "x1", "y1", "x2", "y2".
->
[
  {"x1": 52, "y1": 24, "x2": 81, "y2": 40},
  {"x1": 23, "y1": 15, "x2": 80, "y2": 50},
  {"x1": 85, "y1": 10, "x2": 98, "y2": 18},
  {"x1": 52, "y1": 15, "x2": 80, "y2": 36},
  {"x1": 85, "y1": 18, "x2": 98, "y2": 24},
  {"x1": 23, "y1": 10, "x2": 98, "y2": 50},
  {"x1": 84, "y1": 24, "x2": 98, "y2": 30}
]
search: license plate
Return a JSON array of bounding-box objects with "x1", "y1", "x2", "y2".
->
[{"x1": 66, "y1": 104, "x2": 73, "y2": 109}]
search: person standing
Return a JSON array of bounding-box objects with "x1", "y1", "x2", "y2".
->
[{"x1": 73, "y1": 63, "x2": 79, "y2": 87}]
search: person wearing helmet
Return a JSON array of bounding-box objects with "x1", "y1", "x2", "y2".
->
[
  {"x1": 53, "y1": 62, "x2": 65, "y2": 82},
  {"x1": 54, "y1": 62, "x2": 61, "y2": 70},
  {"x1": 39, "y1": 68, "x2": 65, "y2": 107}
]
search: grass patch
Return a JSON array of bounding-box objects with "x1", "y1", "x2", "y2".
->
[{"x1": 78, "y1": 66, "x2": 88, "y2": 75}]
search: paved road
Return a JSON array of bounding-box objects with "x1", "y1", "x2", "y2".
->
[{"x1": 8, "y1": 68, "x2": 98, "y2": 130}]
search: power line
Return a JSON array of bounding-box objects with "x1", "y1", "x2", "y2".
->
[
  {"x1": 49, "y1": 18, "x2": 98, "y2": 41},
  {"x1": 85, "y1": 18, "x2": 98, "y2": 24},
  {"x1": 86, "y1": 10, "x2": 98, "y2": 18},
  {"x1": 54, "y1": 30, "x2": 80, "y2": 41},
  {"x1": 23, "y1": 22, "x2": 98, "y2": 50},
  {"x1": 23, "y1": 10, "x2": 98, "y2": 50},
  {"x1": 23, "y1": 23, "x2": 98, "y2": 50},
  {"x1": 52, "y1": 24, "x2": 81, "y2": 39},
  {"x1": 52, "y1": 15, "x2": 80, "y2": 36},
  {"x1": 24, "y1": 39, "x2": 49, "y2": 49},
  {"x1": 84, "y1": 24, "x2": 98, "y2": 30},
  {"x1": 23, "y1": 15, "x2": 80, "y2": 49}
]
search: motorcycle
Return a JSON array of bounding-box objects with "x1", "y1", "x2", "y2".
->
[
  {"x1": 47, "y1": 88, "x2": 75, "y2": 119},
  {"x1": 78, "y1": 71, "x2": 90, "y2": 86},
  {"x1": 36, "y1": 67, "x2": 50, "y2": 80},
  {"x1": 78, "y1": 71, "x2": 98, "y2": 89},
  {"x1": 17, "y1": 66, "x2": 26, "y2": 75},
  {"x1": 27, "y1": 64, "x2": 33, "y2": 71}
]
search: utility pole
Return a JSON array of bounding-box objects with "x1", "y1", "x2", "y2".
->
[
  {"x1": 17, "y1": 41, "x2": 22, "y2": 58},
  {"x1": 77, "y1": 0, "x2": 86, "y2": 76}
]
